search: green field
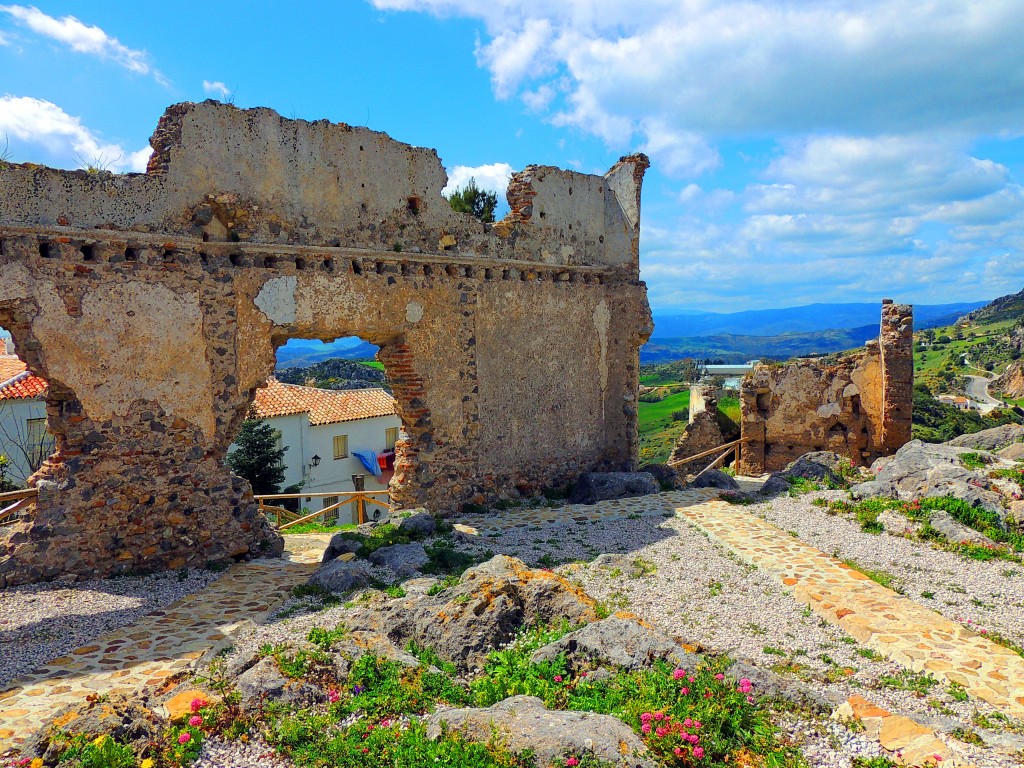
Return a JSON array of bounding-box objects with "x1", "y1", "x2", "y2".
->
[
  {"x1": 637, "y1": 389, "x2": 741, "y2": 465},
  {"x1": 360, "y1": 360, "x2": 386, "y2": 371}
]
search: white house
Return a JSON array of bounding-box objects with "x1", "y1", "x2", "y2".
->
[
  {"x1": 0, "y1": 350, "x2": 52, "y2": 486},
  {"x1": 246, "y1": 378, "x2": 402, "y2": 512}
]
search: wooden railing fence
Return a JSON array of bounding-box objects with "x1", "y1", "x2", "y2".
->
[
  {"x1": 0, "y1": 487, "x2": 38, "y2": 527},
  {"x1": 666, "y1": 438, "x2": 751, "y2": 483},
  {"x1": 255, "y1": 490, "x2": 390, "y2": 530}
]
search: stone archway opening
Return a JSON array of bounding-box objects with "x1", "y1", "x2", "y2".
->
[{"x1": 0, "y1": 328, "x2": 56, "y2": 493}]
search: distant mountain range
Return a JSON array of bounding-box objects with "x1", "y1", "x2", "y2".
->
[
  {"x1": 271, "y1": 299, "x2": 992, "y2": 369},
  {"x1": 641, "y1": 300, "x2": 989, "y2": 364},
  {"x1": 651, "y1": 301, "x2": 987, "y2": 338}
]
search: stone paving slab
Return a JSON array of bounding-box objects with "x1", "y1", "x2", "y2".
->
[
  {"x1": 678, "y1": 499, "x2": 1024, "y2": 720},
  {"x1": 0, "y1": 534, "x2": 328, "y2": 751}
]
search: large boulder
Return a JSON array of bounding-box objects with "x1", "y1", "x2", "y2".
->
[
  {"x1": 234, "y1": 657, "x2": 326, "y2": 711},
  {"x1": 29, "y1": 693, "x2": 162, "y2": 764},
  {"x1": 569, "y1": 472, "x2": 659, "y2": 505},
  {"x1": 691, "y1": 469, "x2": 740, "y2": 490},
  {"x1": 425, "y1": 696, "x2": 658, "y2": 768},
  {"x1": 394, "y1": 508, "x2": 436, "y2": 537},
  {"x1": 322, "y1": 532, "x2": 363, "y2": 563},
  {"x1": 851, "y1": 440, "x2": 1004, "y2": 514},
  {"x1": 997, "y1": 441, "x2": 1024, "y2": 461},
  {"x1": 530, "y1": 614, "x2": 699, "y2": 673},
  {"x1": 946, "y1": 424, "x2": 1024, "y2": 452},
  {"x1": 307, "y1": 557, "x2": 374, "y2": 593},
  {"x1": 638, "y1": 463, "x2": 683, "y2": 490},
  {"x1": 927, "y1": 511, "x2": 1000, "y2": 546},
  {"x1": 760, "y1": 452, "x2": 848, "y2": 496},
  {"x1": 367, "y1": 542, "x2": 429, "y2": 579},
  {"x1": 337, "y1": 555, "x2": 599, "y2": 674}
]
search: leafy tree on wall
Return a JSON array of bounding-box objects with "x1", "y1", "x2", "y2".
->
[
  {"x1": 226, "y1": 419, "x2": 287, "y2": 495},
  {"x1": 446, "y1": 177, "x2": 498, "y2": 223}
]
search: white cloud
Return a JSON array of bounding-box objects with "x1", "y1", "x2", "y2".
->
[
  {"x1": 442, "y1": 161, "x2": 514, "y2": 197},
  {"x1": 371, "y1": 1, "x2": 1024, "y2": 146},
  {"x1": 0, "y1": 95, "x2": 151, "y2": 172},
  {"x1": 0, "y1": 29, "x2": 10, "y2": 45},
  {"x1": 0, "y1": 5, "x2": 165, "y2": 82},
  {"x1": 202, "y1": 80, "x2": 231, "y2": 100}
]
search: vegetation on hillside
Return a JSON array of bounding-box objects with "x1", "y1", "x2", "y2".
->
[
  {"x1": 914, "y1": 319, "x2": 1021, "y2": 393},
  {"x1": 277, "y1": 358, "x2": 390, "y2": 393},
  {"x1": 912, "y1": 383, "x2": 1022, "y2": 442}
]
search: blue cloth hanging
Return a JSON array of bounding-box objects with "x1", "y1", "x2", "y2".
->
[{"x1": 353, "y1": 449, "x2": 383, "y2": 478}]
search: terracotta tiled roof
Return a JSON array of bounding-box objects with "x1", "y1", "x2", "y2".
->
[
  {"x1": 250, "y1": 378, "x2": 396, "y2": 425},
  {"x1": 0, "y1": 355, "x2": 26, "y2": 383},
  {"x1": 0, "y1": 370, "x2": 48, "y2": 401}
]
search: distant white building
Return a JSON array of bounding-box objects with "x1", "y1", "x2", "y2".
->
[
  {"x1": 937, "y1": 394, "x2": 972, "y2": 411},
  {"x1": 245, "y1": 378, "x2": 402, "y2": 512},
  {"x1": 0, "y1": 352, "x2": 52, "y2": 485}
]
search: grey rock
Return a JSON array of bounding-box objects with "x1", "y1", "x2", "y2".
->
[
  {"x1": 997, "y1": 441, "x2": 1024, "y2": 461},
  {"x1": 729, "y1": 660, "x2": 836, "y2": 713},
  {"x1": 30, "y1": 693, "x2": 161, "y2": 763},
  {"x1": 425, "y1": 696, "x2": 657, "y2": 768},
  {"x1": 946, "y1": 424, "x2": 1024, "y2": 452},
  {"x1": 691, "y1": 469, "x2": 740, "y2": 490},
  {"x1": 322, "y1": 532, "x2": 362, "y2": 563},
  {"x1": 568, "y1": 472, "x2": 659, "y2": 505},
  {"x1": 307, "y1": 558, "x2": 374, "y2": 593},
  {"x1": 851, "y1": 440, "x2": 1005, "y2": 516},
  {"x1": 234, "y1": 657, "x2": 326, "y2": 710},
  {"x1": 224, "y1": 646, "x2": 262, "y2": 679},
  {"x1": 339, "y1": 555, "x2": 598, "y2": 674},
  {"x1": 530, "y1": 615, "x2": 699, "y2": 673},
  {"x1": 761, "y1": 452, "x2": 847, "y2": 496},
  {"x1": 368, "y1": 542, "x2": 429, "y2": 579},
  {"x1": 927, "y1": 511, "x2": 1000, "y2": 546},
  {"x1": 637, "y1": 463, "x2": 682, "y2": 490},
  {"x1": 395, "y1": 508, "x2": 436, "y2": 537}
]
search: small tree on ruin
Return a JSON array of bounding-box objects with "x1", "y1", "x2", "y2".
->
[
  {"x1": 446, "y1": 177, "x2": 498, "y2": 223},
  {"x1": 226, "y1": 419, "x2": 287, "y2": 495}
]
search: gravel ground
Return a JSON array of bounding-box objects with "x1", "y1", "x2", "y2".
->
[
  {"x1": 192, "y1": 734, "x2": 292, "y2": 768},
  {"x1": 0, "y1": 568, "x2": 220, "y2": 691},
  {"x1": 217, "y1": 496, "x2": 1024, "y2": 767}
]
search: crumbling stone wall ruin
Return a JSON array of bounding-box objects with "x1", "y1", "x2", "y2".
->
[
  {"x1": 0, "y1": 101, "x2": 652, "y2": 585},
  {"x1": 738, "y1": 300, "x2": 913, "y2": 474}
]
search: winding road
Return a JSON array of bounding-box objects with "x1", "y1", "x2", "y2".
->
[{"x1": 965, "y1": 374, "x2": 1002, "y2": 413}]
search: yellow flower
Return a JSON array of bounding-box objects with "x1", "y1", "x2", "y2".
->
[
  {"x1": 31, "y1": 759, "x2": 43, "y2": 768},
  {"x1": 140, "y1": 759, "x2": 155, "y2": 768},
  {"x1": 92, "y1": 734, "x2": 108, "y2": 747}
]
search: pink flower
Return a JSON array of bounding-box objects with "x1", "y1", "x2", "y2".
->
[
  {"x1": 747, "y1": 695, "x2": 755, "y2": 703},
  {"x1": 640, "y1": 712, "x2": 653, "y2": 722},
  {"x1": 674, "y1": 747, "x2": 683, "y2": 757},
  {"x1": 694, "y1": 746, "x2": 705, "y2": 759},
  {"x1": 188, "y1": 715, "x2": 202, "y2": 727},
  {"x1": 704, "y1": 690, "x2": 713, "y2": 698},
  {"x1": 178, "y1": 732, "x2": 191, "y2": 745},
  {"x1": 688, "y1": 734, "x2": 700, "y2": 745},
  {"x1": 933, "y1": 756, "x2": 943, "y2": 762},
  {"x1": 328, "y1": 689, "x2": 340, "y2": 703},
  {"x1": 688, "y1": 675, "x2": 695, "y2": 682},
  {"x1": 714, "y1": 673, "x2": 725, "y2": 680},
  {"x1": 683, "y1": 718, "x2": 693, "y2": 727},
  {"x1": 655, "y1": 727, "x2": 668, "y2": 737},
  {"x1": 673, "y1": 668, "x2": 686, "y2": 680},
  {"x1": 680, "y1": 687, "x2": 689, "y2": 695},
  {"x1": 565, "y1": 759, "x2": 579, "y2": 767},
  {"x1": 653, "y1": 712, "x2": 664, "y2": 721},
  {"x1": 554, "y1": 675, "x2": 563, "y2": 682},
  {"x1": 190, "y1": 698, "x2": 206, "y2": 713},
  {"x1": 641, "y1": 723, "x2": 652, "y2": 734}
]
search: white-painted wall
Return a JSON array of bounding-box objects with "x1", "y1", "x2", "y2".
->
[
  {"x1": 229, "y1": 411, "x2": 402, "y2": 520},
  {"x1": 0, "y1": 398, "x2": 48, "y2": 484}
]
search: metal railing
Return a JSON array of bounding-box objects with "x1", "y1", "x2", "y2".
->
[
  {"x1": 0, "y1": 487, "x2": 38, "y2": 526},
  {"x1": 255, "y1": 490, "x2": 390, "y2": 530}
]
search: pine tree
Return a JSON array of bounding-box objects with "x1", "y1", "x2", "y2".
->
[
  {"x1": 447, "y1": 177, "x2": 498, "y2": 223},
  {"x1": 226, "y1": 419, "x2": 287, "y2": 495}
]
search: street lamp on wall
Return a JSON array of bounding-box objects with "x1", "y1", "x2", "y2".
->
[{"x1": 309, "y1": 454, "x2": 321, "y2": 468}]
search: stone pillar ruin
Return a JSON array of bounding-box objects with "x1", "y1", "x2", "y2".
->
[
  {"x1": 0, "y1": 102, "x2": 652, "y2": 585},
  {"x1": 738, "y1": 300, "x2": 913, "y2": 475}
]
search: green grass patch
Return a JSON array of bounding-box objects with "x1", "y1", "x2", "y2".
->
[{"x1": 840, "y1": 558, "x2": 903, "y2": 594}]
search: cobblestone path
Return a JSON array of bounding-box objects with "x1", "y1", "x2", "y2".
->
[
  {"x1": 678, "y1": 498, "x2": 1024, "y2": 721},
  {"x1": 0, "y1": 535, "x2": 329, "y2": 751}
]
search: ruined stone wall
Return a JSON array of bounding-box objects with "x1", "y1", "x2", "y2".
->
[
  {"x1": 0, "y1": 102, "x2": 651, "y2": 586},
  {"x1": 738, "y1": 301, "x2": 913, "y2": 474}
]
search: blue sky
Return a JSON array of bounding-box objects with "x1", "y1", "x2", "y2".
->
[{"x1": 2, "y1": 1, "x2": 1023, "y2": 314}]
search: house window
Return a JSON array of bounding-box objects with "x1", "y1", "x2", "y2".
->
[
  {"x1": 322, "y1": 495, "x2": 339, "y2": 511},
  {"x1": 26, "y1": 418, "x2": 47, "y2": 449},
  {"x1": 333, "y1": 434, "x2": 348, "y2": 459},
  {"x1": 385, "y1": 427, "x2": 398, "y2": 451}
]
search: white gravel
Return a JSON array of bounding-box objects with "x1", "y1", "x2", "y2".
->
[
  {"x1": 192, "y1": 734, "x2": 292, "y2": 768},
  {"x1": 0, "y1": 568, "x2": 220, "y2": 691}
]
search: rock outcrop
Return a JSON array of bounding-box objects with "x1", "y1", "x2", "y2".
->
[{"x1": 568, "y1": 472, "x2": 659, "y2": 505}]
